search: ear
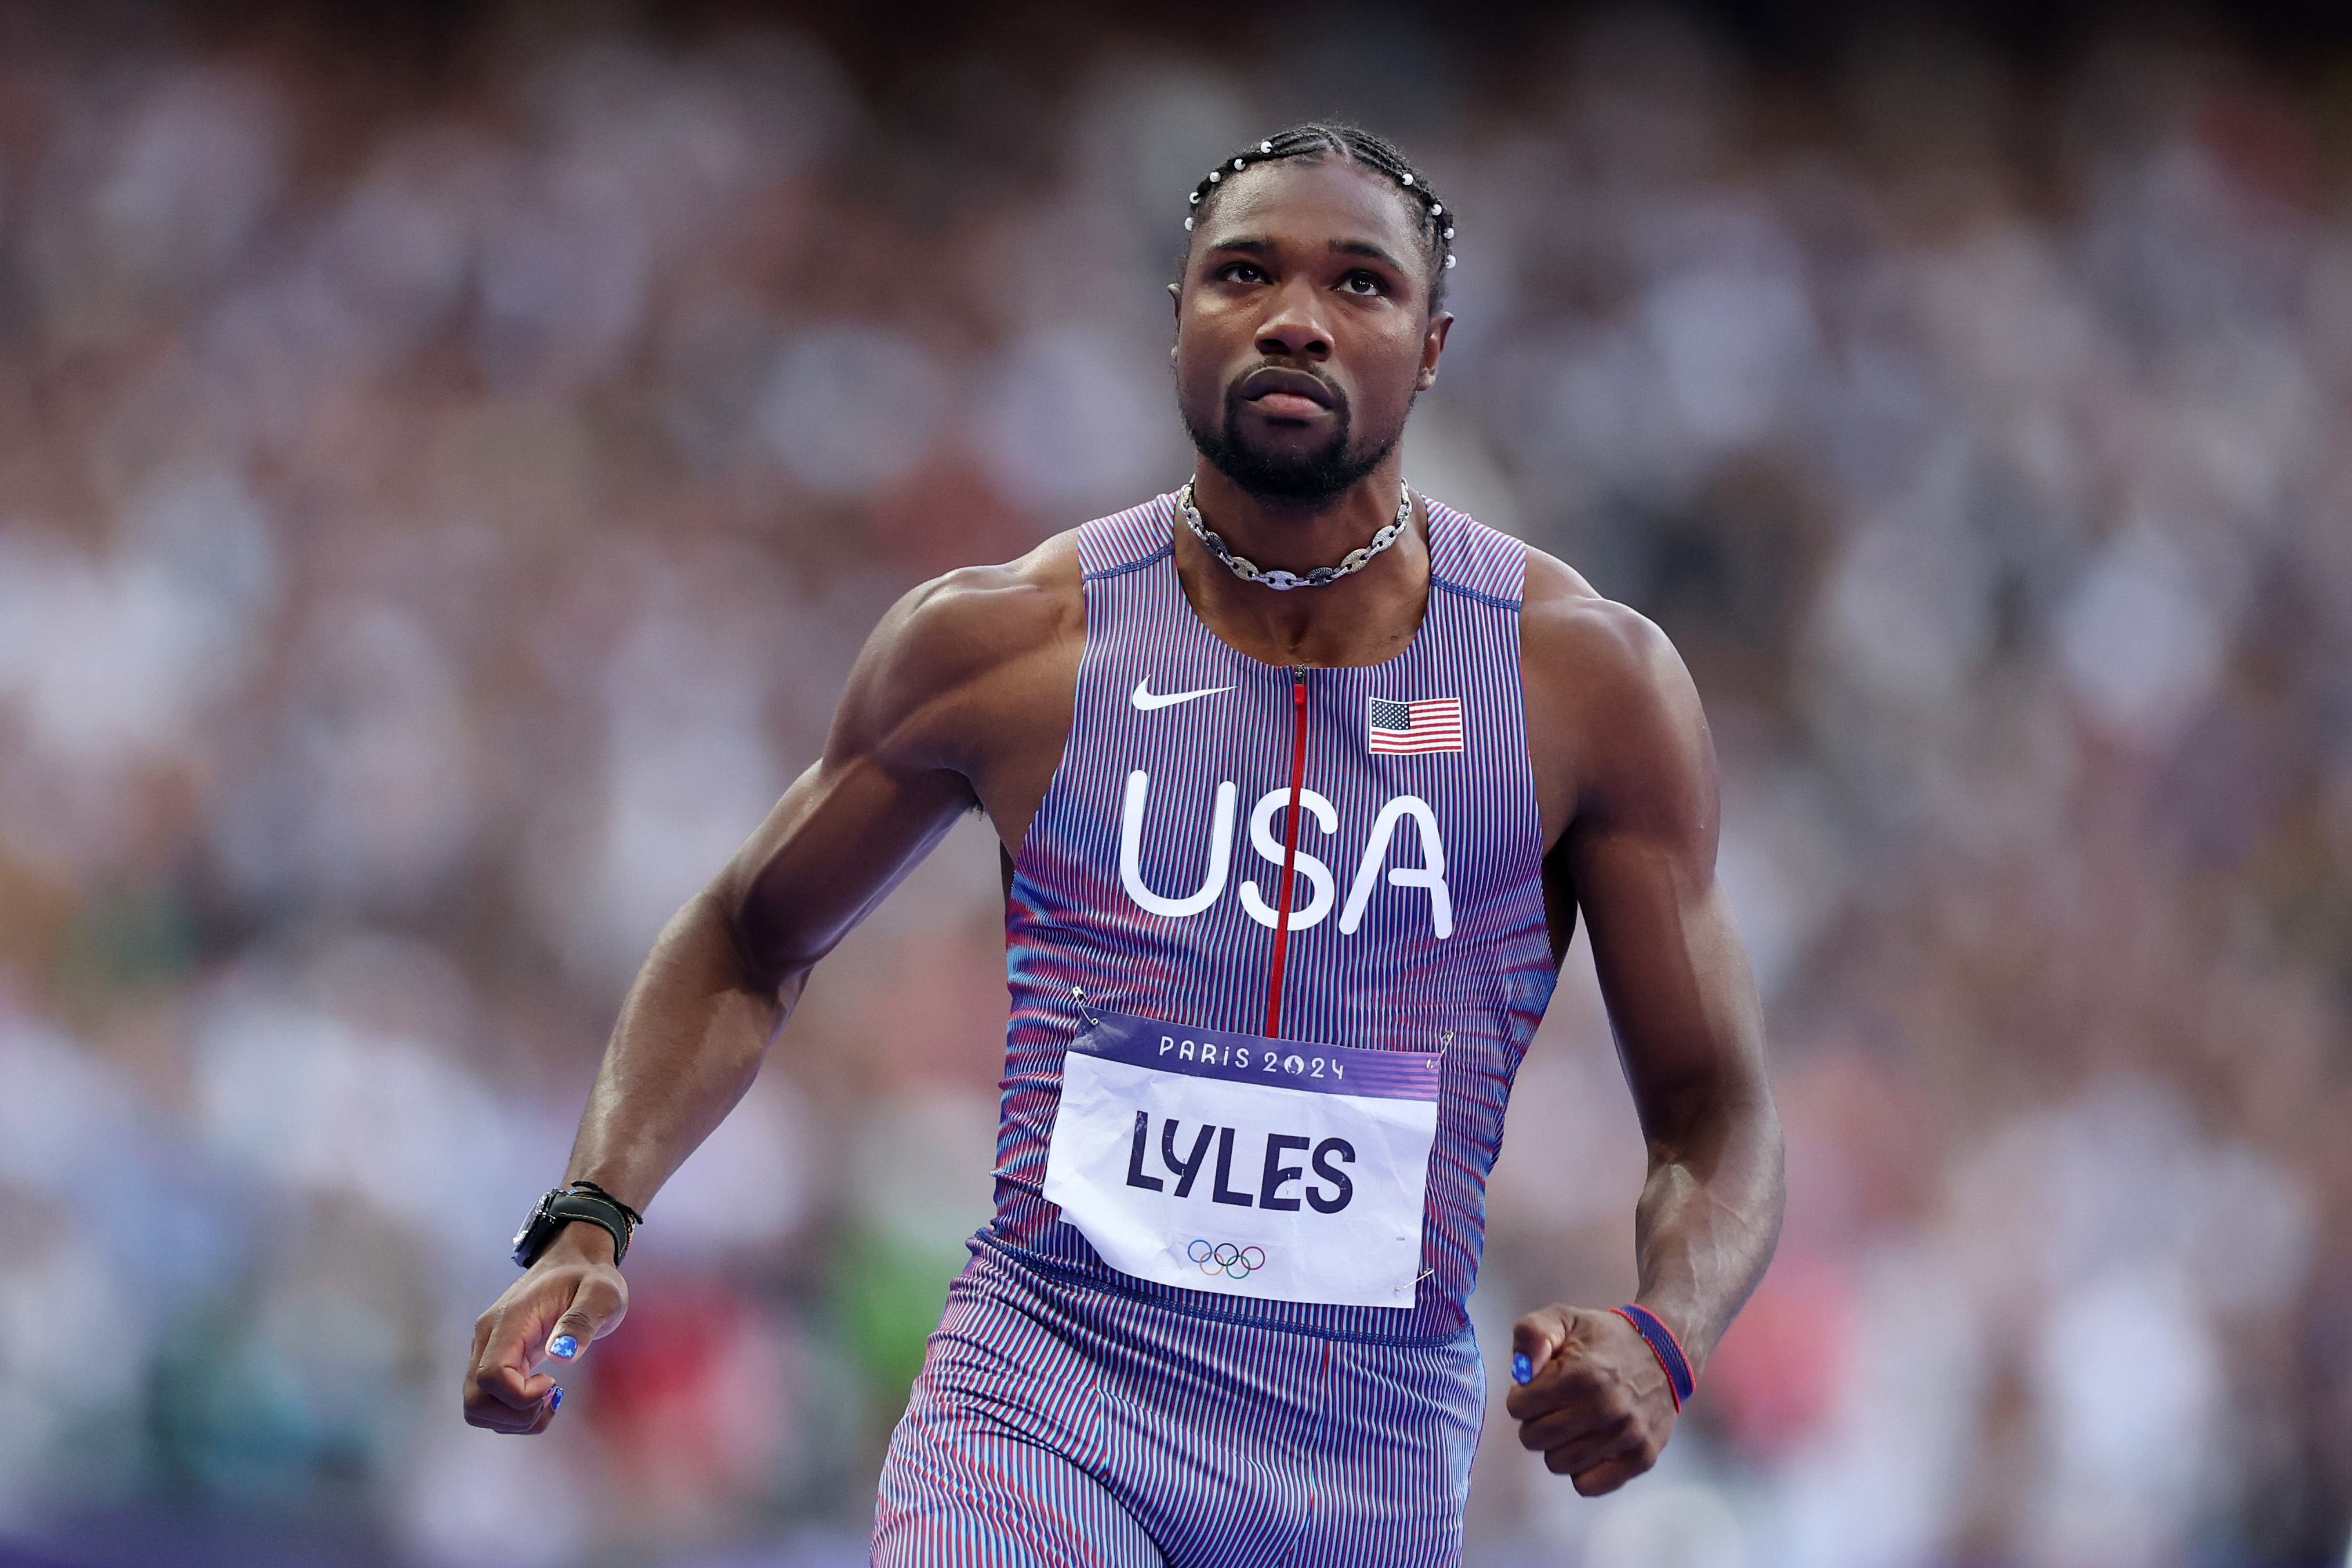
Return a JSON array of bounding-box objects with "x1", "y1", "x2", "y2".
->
[
  {"x1": 1415, "y1": 312, "x2": 1455, "y2": 392},
  {"x1": 1168, "y1": 281, "x2": 1182, "y2": 318}
]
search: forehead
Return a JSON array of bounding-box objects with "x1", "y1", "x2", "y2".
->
[{"x1": 1194, "y1": 155, "x2": 1424, "y2": 256}]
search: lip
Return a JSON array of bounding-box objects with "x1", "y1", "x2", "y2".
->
[{"x1": 1236, "y1": 366, "x2": 1335, "y2": 411}]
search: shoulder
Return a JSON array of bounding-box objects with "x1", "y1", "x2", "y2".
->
[
  {"x1": 1518, "y1": 547, "x2": 1694, "y2": 714},
  {"x1": 832, "y1": 529, "x2": 1085, "y2": 773},
  {"x1": 1516, "y1": 545, "x2": 1714, "y2": 841},
  {"x1": 879, "y1": 529, "x2": 1085, "y2": 674}
]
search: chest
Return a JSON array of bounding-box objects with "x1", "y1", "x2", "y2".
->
[{"x1": 1044, "y1": 610, "x2": 1533, "y2": 947}]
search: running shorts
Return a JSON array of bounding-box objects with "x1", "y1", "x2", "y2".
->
[{"x1": 872, "y1": 1239, "x2": 1484, "y2": 1567}]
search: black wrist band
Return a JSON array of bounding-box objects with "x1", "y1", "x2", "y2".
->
[
  {"x1": 550, "y1": 1192, "x2": 632, "y2": 1264},
  {"x1": 565, "y1": 1179, "x2": 644, "y2": 1228},
  {"x1": 511, "y1": 1186, "x2": 638, "y2": 1268}
]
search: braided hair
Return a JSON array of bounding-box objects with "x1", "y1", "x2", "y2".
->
[{"x1": 1179, "y1": 122, "x2": 1459, "y2": 312}]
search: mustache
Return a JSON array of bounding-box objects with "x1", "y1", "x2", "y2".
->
[{"x1": 1226, "y1": 360, "x2": 1347, "y2": 414}]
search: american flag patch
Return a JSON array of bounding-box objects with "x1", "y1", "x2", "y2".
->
[{"x1": 1368, "y1": 696, "x2": 1464, "y2": 754}]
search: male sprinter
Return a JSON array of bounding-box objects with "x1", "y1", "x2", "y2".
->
[{"x1": 465, "y1": 122, "x2": 1783, "y2": 1566}]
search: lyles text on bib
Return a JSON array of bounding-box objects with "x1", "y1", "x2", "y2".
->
[{"x1": 1041, "y1": 1012, "x2": 1442, "y2": 1309}]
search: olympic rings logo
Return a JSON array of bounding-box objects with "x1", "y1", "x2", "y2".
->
[{"x1": 1188, "y1": 1239, "x2": 1267, "y2": 1279}]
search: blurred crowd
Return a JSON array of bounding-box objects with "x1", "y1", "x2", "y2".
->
[{"x1": 0, "y1": 4, "x2": 2348, "y2": 1565}]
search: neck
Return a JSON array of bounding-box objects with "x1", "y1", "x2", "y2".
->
[{"x1": 1175, "y1": 456, "x2": 1429, "y2": 668}]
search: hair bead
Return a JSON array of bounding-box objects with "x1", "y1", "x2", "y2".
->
[{"x1": 1179, "y1": 123, "x2": 1458, "y2": 303}]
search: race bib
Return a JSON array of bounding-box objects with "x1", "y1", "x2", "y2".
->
[{"x1": 1041, "y1": 1012, "x2": 1442, "y2": 1309}]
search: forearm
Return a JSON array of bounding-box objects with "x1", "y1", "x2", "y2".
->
[
  {"x1": 1629, "y1": 1090, "x2": 1783, "y2": 1375},
  {"x1": 561, "y1": 888, "x2": 804, "y2": 1214}
]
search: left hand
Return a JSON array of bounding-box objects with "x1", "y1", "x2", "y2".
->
[{"x1": 1504, "y1": 1304, "x2": 1681, "y2": 1496}]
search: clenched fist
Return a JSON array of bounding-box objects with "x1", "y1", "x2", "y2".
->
[
  {"x1": 463, "y1": 1223, "x2": 629, "y2": 1434},
  {"x1": 1505, "y1": 1304, "x2": 1683, "y2": 1496}
]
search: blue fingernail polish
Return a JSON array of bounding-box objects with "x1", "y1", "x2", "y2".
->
[
  {"x1": 549, "y1": 1335, "x2": 578, "y2": 1360},
  {"x1": 1511, "y1": 1353, "x2": 1533, "y2": 1384},
  {"x1": 549, "y1": 1386, "x2": 564, "y2": 1411}
]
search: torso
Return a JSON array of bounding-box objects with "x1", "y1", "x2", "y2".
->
[{"x1": 960, "y1": 491, "x2": 1567, "y2": 1341}]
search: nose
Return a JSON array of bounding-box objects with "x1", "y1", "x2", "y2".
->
[{"x1": 1255, "y1": 282, "x2": 1331, "y2": 361}]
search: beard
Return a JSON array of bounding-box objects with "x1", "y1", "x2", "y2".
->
[{"x1": 1182, "y1": 370, "x2": 1407, "y2": 506}]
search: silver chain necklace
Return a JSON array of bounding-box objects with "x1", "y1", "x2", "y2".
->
[{"x1": 1175, "y1": 479, "x2": 1413, "y2": 591}]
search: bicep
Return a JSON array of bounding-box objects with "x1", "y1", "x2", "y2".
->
[
  {"x1": 709, "y1": 579, "x2": 988, "y2": 985},
  {"x1": 1573, "y1": 836, "x2": 1765, "y2": 1143},
  {"x1": 716, "y1": 748, "x2": 974, "y2": 985},
  {"x1": 1558, "y1": 629, "x2": 1767, "y2": 1146}
]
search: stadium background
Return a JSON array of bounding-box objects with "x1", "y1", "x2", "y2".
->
[{"x1": 1, "y1": 1, "x2": 2349, "y2": 1563}]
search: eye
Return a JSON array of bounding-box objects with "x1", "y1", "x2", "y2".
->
[
  {"x1": 1339, "y1": 270, "x2": 1387, "y2": 296},
  {"x1": 1217, "y1": 260, "x2": 1268, "y2": 284}
]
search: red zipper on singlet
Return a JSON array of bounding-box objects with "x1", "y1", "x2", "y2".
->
[{"x1": 1264, "y1": 665, "x2": 1310, "y2": 1037}]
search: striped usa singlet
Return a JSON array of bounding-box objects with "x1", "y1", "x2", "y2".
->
[
  {"x1": 873, "y1": 492, "x2": 1558, "y2": 1568},
  {"x1": 988, "y1": 489, "x2": 1558, "y2": 1340}
]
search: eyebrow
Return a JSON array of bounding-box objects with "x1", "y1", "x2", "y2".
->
[
  {"x1": 1329, "y1": 237, "x2": 1409, "y2": 271},
  {"x1": 1204, "y1": 235, "x2": 1412, "y2": 273}
]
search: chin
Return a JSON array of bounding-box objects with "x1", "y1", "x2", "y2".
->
[
  {"x1": 1224, "y1": 431, "x2": 1398, "y2": 507},
  {"x1": 1231, "y1": 463, "x2": 1356, "y2": 504},
  {"x1": 1188, "y1": 424, "x2": 1357, "y2": 507}
]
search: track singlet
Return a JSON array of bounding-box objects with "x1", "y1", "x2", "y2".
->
[{"x1": 991, "y1": 493, "x2": 1558, "y2": 1342}]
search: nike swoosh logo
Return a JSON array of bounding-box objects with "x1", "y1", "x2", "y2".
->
[{"x1": 1131, "y1": 678, "x2": 1235, "y2": 712}]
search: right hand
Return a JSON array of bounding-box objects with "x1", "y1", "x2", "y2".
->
[{"x1": 462, "y1": 1222, "x2": 629, "y2": 1434}]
